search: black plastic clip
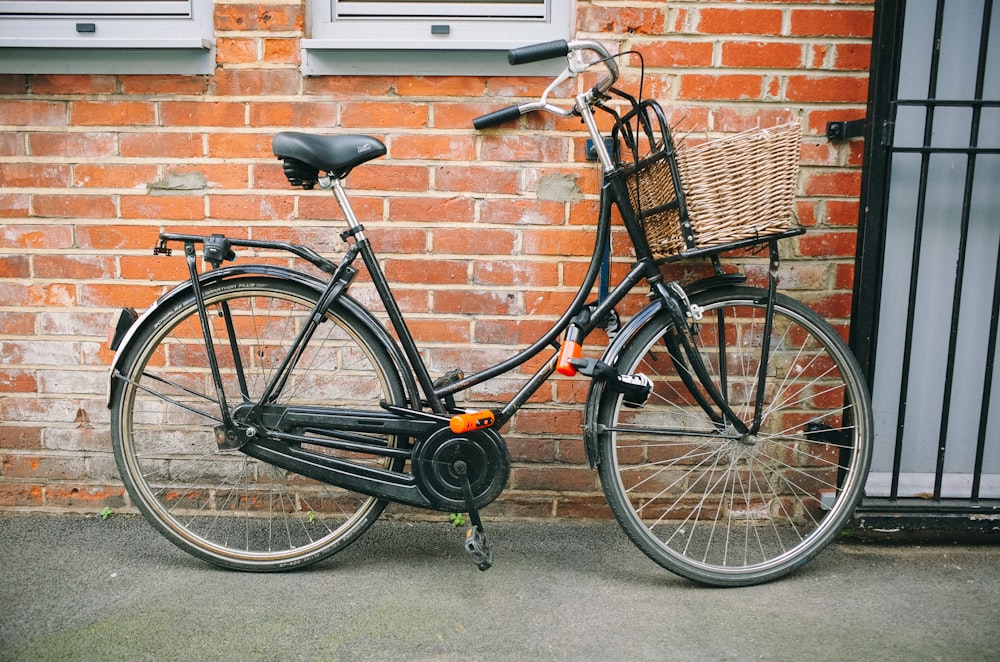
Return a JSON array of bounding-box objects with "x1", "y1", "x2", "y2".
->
[{"x1": 340, "y1": 225, "x2": 365, "y2": 242}]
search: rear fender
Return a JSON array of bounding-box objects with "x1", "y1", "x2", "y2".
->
[{"x1": 106, "y1": 265, "x2": 417, "y2": 408}]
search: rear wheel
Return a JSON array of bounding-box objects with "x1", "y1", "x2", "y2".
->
[
  {"x1": 597, "y1": 287, "x2": 872, "y2": 586},
  {"x1": 110, "y1": 276, "x2": 406, "y2": 570}
]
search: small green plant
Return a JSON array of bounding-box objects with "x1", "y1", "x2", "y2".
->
[
  {"x1": 307, "y1": 511, "x2": 316, "y2": 524},
  {"x1": 100, "y1": 506, "x2": 114, "y2": 521},
  {"x1": 448, "y1": 513, "x2": 465, "y2": 527}
]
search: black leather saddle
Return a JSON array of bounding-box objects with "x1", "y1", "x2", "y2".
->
[{"x1": 272, "y1": 132, "x2": 387, "y2": 189}]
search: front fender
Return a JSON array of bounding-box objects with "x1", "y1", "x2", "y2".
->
[
  {"x1": 107, "y1": 265, "x2": 417, "y2": 408},
  {"x1": 581, "y1": 299, "x2": 665, "y2": 468}
]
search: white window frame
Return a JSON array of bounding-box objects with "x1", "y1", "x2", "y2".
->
[
  {"x1": 302, "y1": 0, "x2": 574, "y2": 76},
  {"x1": 0, "y1": 0, "x2": 215, "y2": 74}
]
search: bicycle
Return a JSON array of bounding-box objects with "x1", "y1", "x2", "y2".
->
[{"x1": 107, "y1": 39, "x2": 872, "y2": 587}]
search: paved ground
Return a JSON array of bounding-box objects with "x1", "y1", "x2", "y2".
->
[{"x1": 1, "y1": 513, "x2": 998, "y2": 661}]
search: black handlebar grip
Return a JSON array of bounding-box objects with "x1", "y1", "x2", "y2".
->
[
  {"x1": 507, "y1": 39, "x2": 570, "y2": 65},
  {"x1": 472, "y1": 105, "x2": 522, "y2": 130}
]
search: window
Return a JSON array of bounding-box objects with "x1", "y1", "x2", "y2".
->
[
  {"x1": 0, "y1": 0, "x2": 214, "y2": 74},
  {"x1": 302, "y1": 0, "x2": 574, "y2": 75}
]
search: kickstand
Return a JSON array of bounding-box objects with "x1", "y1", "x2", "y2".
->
[{"x1": 453, "y1": 460, "x2": 493, "y2": 571}]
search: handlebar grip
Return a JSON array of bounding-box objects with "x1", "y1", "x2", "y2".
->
[
  {"x1": 472, "y1": 105, "x2": 522, "y2": 130},
  {"x1": 507, "y1": 39, "x2": 570, "y2": 65}
]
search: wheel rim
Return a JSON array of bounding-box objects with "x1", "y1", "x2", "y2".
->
[
  {"x1": 113, "y1": 282, "x2": 400, "y2": 567},
  {"x1": 604, "y1": 295, "x2": 871, "y2": 580}
]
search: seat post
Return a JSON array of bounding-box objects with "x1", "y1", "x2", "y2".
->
[{"x1": 326, "y1": 177, "x2": 368, "y2": 244}]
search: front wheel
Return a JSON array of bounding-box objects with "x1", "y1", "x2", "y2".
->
[
  {"x1": 596, "y1": 286, "x2": 872, "y2": 586},
  {"x1": 110, "y1": 275, "x2": 407, "y2": 571}
]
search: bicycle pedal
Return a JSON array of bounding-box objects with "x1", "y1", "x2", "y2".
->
[{"x1": 464, "y1": 525, "x2": 493, "y2": 571}]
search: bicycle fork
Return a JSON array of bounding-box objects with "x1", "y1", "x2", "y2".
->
[{"x1": 659, "y1": 239, "x2": 782, "y2": 437}]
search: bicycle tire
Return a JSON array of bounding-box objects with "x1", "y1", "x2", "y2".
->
[
  {"x1": 110, "y1": 275, "x2": 407, "y2": 571},
  {"x1": 596, "y1": 286, "x2": 872, "y2": 586}
]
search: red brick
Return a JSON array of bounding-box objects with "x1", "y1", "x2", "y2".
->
[
  {"x1": 679, "y1": 74, "x2": 763, "y2": 101},
  {"x1": 45, "y1": 485, "x2": 127, "y2": 509},
  {"x1": 384, "y1": 258, "x2": 468, "y2": 285},
  {"x1": 28, "y1": 132, "x2": 115, "y2": 158},
  {"x1": 349, "y1": 165, "x2": 431, "y2": 192},
  {"x1": 721, "y1": 41, "x2": 805, "y2": 69},
  {"x1": 472, "y1": 260, "x2": 558, "y2": 287},
  {"x1": 79, "y1": 283, "x2": 163, "y2": 308},
  {"x1": 161, "y1": 101, "x2": 246, "y2": 127},
  {"x1": 71, "y1": 101, "x2": 156, "y2": 126},
  {"x1": 521, "y1": 229, "x2": 595, "y2": 256},
  {"x1": 480, "y1": 135, "x2": 568, "y2": 163},
  {"x1": 833, "y1": 43, "x2": 873, "y2": 71},
  {"x1": 263, "y1": 38, "x2": 300, "y2": 64},
  {"x1": 120, "y1": 132, "x2": 203, "y2": 158},
  {"x1": 798, "y1": 231, "x2": 858, "y2": 258},
  {"x1": 786, "y1": 75, "x2": 869, "y2": 103},
  {"x1": 207, "y1": 132, "x2": 273, "y2": 159},
  {"x1": 0, "y1": 163, "x2": 71, "y2": 188},
  {"x1": 434, "y1": 165, "x2": 518, "y2": 195},
  {"x1": 642, "y1": 41, "x2": 715, "y2": 68},
  {"x1": 208, "y1": 194, "x2": 295, "y2": 220},
  {"x1": 0, "y1": 483, "x2": 44, "y2": 506},
  {"x1": 32, "y1": 194, "x2": 116, "y2": 219},
  {"x1": 0, "y1": 371, "x2": 37, "y2": 394},
  {"x1": 215, "y1": 4, "x2": 302, "y2": 32},
  {"x1": 33, "y1": 255, "x2": 116, "y2": 280},
  {"x1": 0, "y1": 75, "x2": 27, "y2": 95},
  {"x1": 395, "y1": 77, "x2": 487, "y2": 98},
  {"x1": 341, "y1": 102, "x2": 430, "y2": 129},
  {"x1": 303, "y1": 76, "x2": 394, "y2": 99},
  {"x1": 119, "y1": 75, "x2": 210, "y2": 95},
  {"x1": 0, "y1": 132, "x2": 21, "y2": 157},
  {"x1": 480, "y1": 198, "x2": 565, "y2": 226},
  {"x1": 578, "y1": 4, "x2": 665, "y2": 34},
  {"x1": 120, "y1": 195, "x2": 206, "y2": 221},
  {"x1": 216, "y1": 37, "x2": 258, "y2": 64},
  {"x1": 77, "y1": 224, "x2": 163, "y2": 250},
  {"x1": 804, "y1": 170, "x2": 862, "y2": 197},
  {"x1": 73, "y1": 164, "x2": 158, "y2": 189},
  {"x1": 0, "y1": 100, "x2": 67, "y2": 126},
  {"x1": 214, "y1": 69, "x2": 300, "y2": 97},
  {"x1": 790, "y1": 8, "x2": 874, "y2": 38},
  {"x1": 249, "y1": 102, "x2": 338, "y2": 128},
  {"x1": 1, "y1": 224, "x2": 73, "y2": 248},
  {"x1": 0, "y1": 423, "x2": 41, "y2": 451},
  {"x1": 28, "y1": 74, "x2": 116, "y2": 95},
  {"x1": 388, "y1": 196, "x2": 475, "y2": 223},
  {"x1": 0, "y1": 194, "x2": 30, "y2": 218},
  {"x1": 432, "y1": 289, "x2": 520, "y2": 316},
  {"x1": 696, "y1": 8, "x2": 784, "y2": 35},
  {"x1": 390, "y1": 134, "x2": 476, "y2": 161},
  {"x1": 433, "y1": 228, "x2": 517, "y2": 256},
  {"x1": 0, "y1": 255, "x2": 30, "y2": 278}
]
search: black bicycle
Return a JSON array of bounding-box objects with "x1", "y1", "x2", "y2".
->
[{"x1": 107, "y1": 40, "x2": 872, "y2": 586}]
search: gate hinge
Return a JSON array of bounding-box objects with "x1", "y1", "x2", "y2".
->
[{"x1": 826, "y1": 118, "x2": 866, "y2": 142}]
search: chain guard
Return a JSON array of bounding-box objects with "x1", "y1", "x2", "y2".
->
[{"x1": 412, "y1": 426, "x2": 510, "y2": 511}]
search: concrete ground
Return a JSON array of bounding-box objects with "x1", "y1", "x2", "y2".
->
[{"x1": 1, "y1": 513, "x2": 998, "y2": 661}]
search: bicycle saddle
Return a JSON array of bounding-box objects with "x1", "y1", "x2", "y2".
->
[{"x1": 273, "y1": 132, "x2": 387, "y2": 187}]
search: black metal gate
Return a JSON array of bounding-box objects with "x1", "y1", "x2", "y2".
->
[{"x1": 852, "y1": 0, "x2": 1000, "y2": 524}]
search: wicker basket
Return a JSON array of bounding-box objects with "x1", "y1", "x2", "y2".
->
[{"x1": 627, "y1": 122, "x2": 801, "y2": 259}]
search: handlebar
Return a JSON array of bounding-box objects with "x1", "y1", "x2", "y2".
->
[
  {"x1": 507, "y1": 39, "x2": 570, "y2": 65},
  {"x1": 472, "y1": 40, "x2": 619, "y2": 130}
]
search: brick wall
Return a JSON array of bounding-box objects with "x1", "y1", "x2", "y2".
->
[{"x1": 0, "y1": 0, "x2": 873, "y2": 517}]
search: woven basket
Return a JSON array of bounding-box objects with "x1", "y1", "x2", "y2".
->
[{"x1": 629, "y1": 123, "x2": 801, "y2": 259}]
